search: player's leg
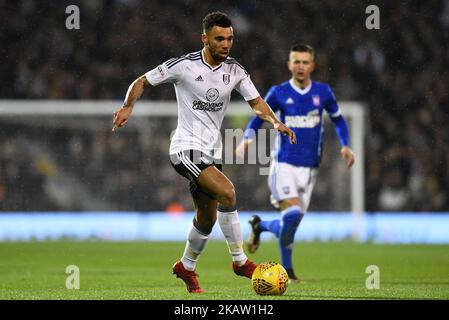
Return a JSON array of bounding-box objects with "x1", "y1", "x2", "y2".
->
[
  {"x1": 247, "y1": 162, "x2": 298, "y2": 252},
  {"x1": 173, "y1": 186, "x2": 218, "y2": 293},
  {"x1": 277, "y1": 198, "x2": 304, "y2": 282},
  {"x1": 277, "y1": 167, "x2": 317, "y2": 282},
  {"x1": 170, "y1": 151, "x2": 217, "y2": 293},
  {"x1": 196, "y1": 165, "x2": 257, "y2": 278},
  {"x1": 180, "y1": 185, "x2": 217, "y2": 272}
]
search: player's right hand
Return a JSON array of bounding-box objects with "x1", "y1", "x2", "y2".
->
[
  {"x1": 112, "y1": 106, "x2": 133, "y2": 132},
  {"x1": 276, "y1": 123, "x2": 297, "y2": 144},
  {"x1": 341, "y1": 146, "x2": 355, "y2": 169}
]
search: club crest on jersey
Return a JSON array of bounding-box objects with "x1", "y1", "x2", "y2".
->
[
  {"x1": 206, "y1": 88, "x2": 219, "y2": 102},
  {"x1": 282, "y1": 186, "x2": 290, "y2": 194},
  {"x1": 223, "y1": 74, "x2": 230, "y2": 85},
  {"x1": 312, "y1": 95, "x2": 320, "y2": 106}
]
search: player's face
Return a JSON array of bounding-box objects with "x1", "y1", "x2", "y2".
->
[
  {"x1": 202, "y1": 26, "x2": 234, "y2": 62},
  {"x1": 288, "y1": 51, "x2": 315, "y2": 82}
]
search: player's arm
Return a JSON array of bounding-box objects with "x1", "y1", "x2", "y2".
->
[
  {"x1": 235, "y1": 115, "x2": 264, "y2": 158},
  {"x1": 234, "y1": 69, "x2": 294, "y2": 151},
  {"x1": 247, "y1": 96, "x2": 296, "y2": 144},
  {"x1": 236, "y1": 85, "x2": 284, "y2": 157},
  {"x1": 112, "y1": 57, "x2": 181, "y2": 132},
  {"x1": 330, "y1": 115, "x2": 355, "y2": 168},
  {"x1": 112, "y1": 75, "x2": 149, "y2": 132},
  {"x1": 325, "y1": 85, "x2": 355, "y2": 168}
]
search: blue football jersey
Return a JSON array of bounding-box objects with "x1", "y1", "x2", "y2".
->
[{"x1": 244, "y1": 79, "x2": 349, "y2": 167}]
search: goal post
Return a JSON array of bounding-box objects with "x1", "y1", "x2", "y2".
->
[
  {"x1": 345, "y1": 102, "x2": 366, "y2": 240},
  {"x1": 0, "y1": 100, "x2": 366, "y2": 239}
]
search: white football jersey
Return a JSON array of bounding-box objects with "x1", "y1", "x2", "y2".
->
[{"x1": 145, "y1": 49, "x2": 260, "y2": 160}]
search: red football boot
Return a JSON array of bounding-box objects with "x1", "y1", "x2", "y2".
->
[
  {"x1": 172, "y1": 261, "x2": 204, "y2": 293},
  {"x1": 233, "y1": 259, "x2": 258, "y2": 279}
]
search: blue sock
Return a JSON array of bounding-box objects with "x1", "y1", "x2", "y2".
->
[
  {"x1": 259, "y1": 219, "x2": 280, "y2": 236},
  {"x1": 279, "y1": 206, "x2": 303, "y2": 270}
]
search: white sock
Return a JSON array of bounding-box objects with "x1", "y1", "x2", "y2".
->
[
  {"x1": 218, "y1": 210, "x2": 247, "y2": 266},
  {"x1": 181, "y1": 224, "x2": 209, "y2": 271}
]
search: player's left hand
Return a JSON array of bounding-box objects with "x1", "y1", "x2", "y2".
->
[
  {"x1": 276, "y1": 123, "x2": 297, "y2": 144},
  {"x1": 341, "y1": 146, "x2": 355, "y2": 168}
]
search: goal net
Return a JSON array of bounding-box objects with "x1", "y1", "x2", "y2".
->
[{"x1": 0, "y1": 100, "x2": 365, "y2": 222}]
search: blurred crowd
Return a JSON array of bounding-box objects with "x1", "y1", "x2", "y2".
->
[
  {"x1": 1, "y1": 0, "x2": 448, "y2": 211},
  {"x1": 0, "y1": 117, "x2": 278, "y2": 212}
]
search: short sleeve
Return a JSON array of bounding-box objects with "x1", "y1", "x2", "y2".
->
[
  {"x1": 234, "y1": 68, "x2": 260, "y2": 101},
  {"x1": 144, "y1": 57, "x2": 185, "y2": 86},
  {"x1": 324, "y1": 85, "x2": 341, "y2": 118}
]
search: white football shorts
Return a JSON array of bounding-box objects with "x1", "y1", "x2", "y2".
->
[{"x1": 267, "y1": 161, "x2": 318, "y2": 213}]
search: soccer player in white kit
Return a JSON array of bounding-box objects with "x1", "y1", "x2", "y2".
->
[{"x1": 112, "y1": 12, "x2": 296, "y2": 293}]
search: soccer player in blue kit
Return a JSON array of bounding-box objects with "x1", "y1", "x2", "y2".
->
[{"x1": 236, "y1": 44, "x2": 355, "y2": 282}]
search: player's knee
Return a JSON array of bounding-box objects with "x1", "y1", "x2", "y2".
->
[
  {"x1": 194, "y1": 217, "x2": 216, "y2": 235},
  {"x1": 280, "y1": 217, "x2": 300, "y2": 245},
  {"x1": 279, "y1": 199, "x2": 301, "y2": 211},
  {"x1": 280, "y1": 209, "x2": 302, "y2": 246},
  {"x1": 218, "y1": 186, "x2": 236, "y2": 207},
  {"x1": 282, "y1": 210, "x2": 302, "y2": 225},
  {"x1": 199, "y1": 220, "x2": 215, "y2": 235}
]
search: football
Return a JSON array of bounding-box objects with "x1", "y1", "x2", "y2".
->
[{"x1": 251, "y1": 261, "x2": 289, "y2": 295}]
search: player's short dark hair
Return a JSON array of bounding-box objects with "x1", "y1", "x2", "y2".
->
[
  {"x1": 202, "y1": 11, "x2": 232, "y2": 33},
  {"x1": 290, "y1": 44, "x2": 315, "y2": 60}
]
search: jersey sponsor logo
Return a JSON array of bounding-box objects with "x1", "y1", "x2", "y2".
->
[
  {"x1": 195, "y1": 75, "x2": 204, "y2": 81},
  {"x1": 285, "y1": 115, "x2": 321, "y2": 128},
  {"x1": 312, "y1": 95, "x2": 320, "y2": 106},
  {"x1": 286, "y1": 97, "x2": 294, "y2": 104},
  {"x1": 206, "y1": 88, "x2": 219, "y2": 102},
  {"x1": 192, "y1": 100, "x2": 224, "y2": 112},
  {"x1": 223, "y1": 74, "x2": 230, "y2": 85}
]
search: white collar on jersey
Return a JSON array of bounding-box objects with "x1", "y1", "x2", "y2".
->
[
  {"x1": 289, "y1": 79, "x2": 312, "y2": 95},
  {"x1": 201, "y1": 49, "x2": 224, "y2": 71}
]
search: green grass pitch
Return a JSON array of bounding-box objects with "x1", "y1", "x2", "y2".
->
[{"x1": 0, "y1": 241, "x2": 448, "y2": 300}]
